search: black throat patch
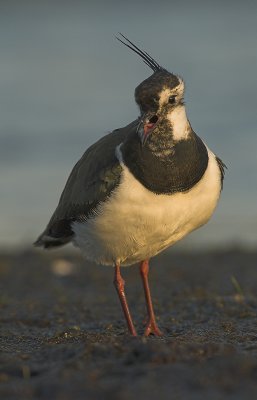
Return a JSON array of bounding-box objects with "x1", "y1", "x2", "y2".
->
[{"x1": 121, "y1": 132, "x2": 209, "y2": 194}]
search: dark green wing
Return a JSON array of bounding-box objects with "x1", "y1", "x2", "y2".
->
[{"x1": 35, "y1": 120, "x2": 138, "y2": 248}]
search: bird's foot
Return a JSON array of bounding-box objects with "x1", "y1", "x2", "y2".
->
[{"x1": 144, "y1": 319, "x2": 163, "y2": 337}]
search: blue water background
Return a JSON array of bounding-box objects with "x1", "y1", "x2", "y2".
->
[{"x1": 1, "y1": 1, "x2": 256, "y2": 248}]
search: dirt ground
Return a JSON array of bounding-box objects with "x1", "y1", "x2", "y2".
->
[{"x1": 1, "y1": 247, "x2": 257, "y2": 399}]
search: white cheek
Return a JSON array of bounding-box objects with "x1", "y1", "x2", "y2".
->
[
  {"x1": 159, "y1": 88, "x2": 172, "y2": 107},
  {"x1": 158, "y1": 79, "x2": 185, "y2": 109},
  {"x1": 167, "y1": 106, "x2": 190, "y2": 141}
]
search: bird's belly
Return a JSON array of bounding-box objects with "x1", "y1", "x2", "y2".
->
[{"x1": 72, "y1": 149, "x2": 221, "y2": 266}]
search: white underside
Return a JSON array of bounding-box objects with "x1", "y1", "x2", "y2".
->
[{"x1": 72, "y1": 147, "x2": 221, "y2": 266}]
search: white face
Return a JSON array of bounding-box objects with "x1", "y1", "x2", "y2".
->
[
  {"x1": 158, "y1": 78, "x2": 185, "y2": 111},
  {"x1": 136, "y1": 76, "x2": 189, "y2": 145},
  {"x1": 158, "y1": 78, "x2": 190, "y2": 142}
]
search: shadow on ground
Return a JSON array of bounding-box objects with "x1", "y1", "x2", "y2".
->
[{"x1": 0, "y1": 248, "x2": 257, "y2": 399}]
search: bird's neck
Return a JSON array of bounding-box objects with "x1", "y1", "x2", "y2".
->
[{"x1": 121, "y1": 115, "x2": 209, "y2": 194}]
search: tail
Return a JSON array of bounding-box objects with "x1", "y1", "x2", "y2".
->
[{"x1": 34, "y1": 231, "x2": 72, "y2": 249}]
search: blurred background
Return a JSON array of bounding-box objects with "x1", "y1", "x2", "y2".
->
[{"x1": 0, "y1": 0, "x2": 256, "y2": 250}]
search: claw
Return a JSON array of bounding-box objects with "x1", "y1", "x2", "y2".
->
[{"x1": 144, "y1": 319, "x2": 163, "y2": 337}]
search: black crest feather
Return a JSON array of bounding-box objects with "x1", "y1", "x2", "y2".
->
[{"x1": 116, "y1": 33, "x2": 164, "y2": 72}]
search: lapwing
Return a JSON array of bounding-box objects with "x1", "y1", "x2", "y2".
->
[{"x1": 35, "y1": 34, "x2": 226, "y2": 336}]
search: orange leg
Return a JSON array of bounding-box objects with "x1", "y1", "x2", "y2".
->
[
  {"x1": 114, "y1": 263, "x2": 137, "y2": 336},
  {"x1": 140, "y1": 260, "x2": 163, "y2": 336}
]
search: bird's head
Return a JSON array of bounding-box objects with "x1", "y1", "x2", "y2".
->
[{"x1": 117, "y1": 34, "x2": 188, "y2": 146}]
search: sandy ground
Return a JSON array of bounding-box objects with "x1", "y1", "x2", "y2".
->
[{"x1": 1, "y1": 248, "x2": 257, "y2": 399}]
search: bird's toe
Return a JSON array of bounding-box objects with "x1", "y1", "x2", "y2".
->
[{"x1": 144, "y1": 319, "x2": 163, "y2": 337}]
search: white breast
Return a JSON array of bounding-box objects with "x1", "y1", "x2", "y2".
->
[{"x1": 72, "y1": 148, "x2": 221, "y2": 266}]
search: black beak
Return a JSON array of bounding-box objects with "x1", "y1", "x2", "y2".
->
[{"x1": 137, "y1": 113, "x2": 159, "y2": 146}]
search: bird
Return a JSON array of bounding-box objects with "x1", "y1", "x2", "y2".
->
[{"x1": 35, "y1": 34, "x2": 226, "y2": 337}]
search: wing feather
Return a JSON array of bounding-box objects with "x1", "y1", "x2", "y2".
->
[{"x1": 35, "y1": 120, "x2": 138, "y2": 248}]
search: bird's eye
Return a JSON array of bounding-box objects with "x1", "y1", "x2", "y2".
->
[{"x1": 168, "y1": 95, "x2": 176, "y2": 104}]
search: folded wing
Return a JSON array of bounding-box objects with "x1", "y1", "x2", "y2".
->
[{"x1": 34, "y1": 120, "x2": 138, "y2": 248}]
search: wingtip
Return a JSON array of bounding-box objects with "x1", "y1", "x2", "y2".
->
[
  {"x1": 33, "y1": 235, "x2": 44, "y2": 248},
  {"x1": 33, "y1": 233, "x2": 72, "y2": 249}
]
